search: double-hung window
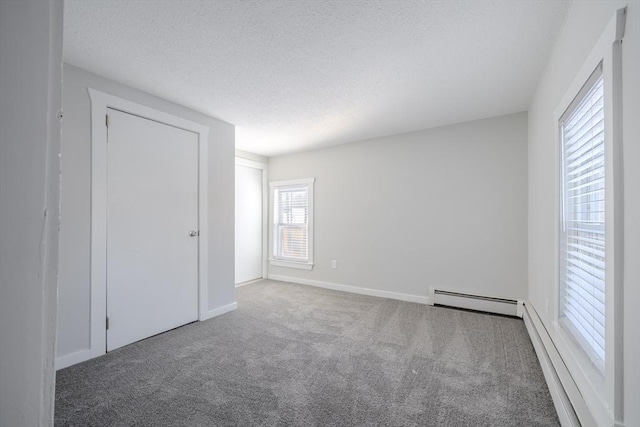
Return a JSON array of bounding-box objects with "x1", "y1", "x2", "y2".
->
[
  {"x1": 559, "y1": 64, "x2": 606, "y2": 374},
  {"x1": 269, "y1": 178, "x2": 314, "y2": 270}
]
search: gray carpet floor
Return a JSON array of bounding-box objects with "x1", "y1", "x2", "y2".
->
[{"x1": 55, "y1": 280, "x2": 559, "y2": 426}]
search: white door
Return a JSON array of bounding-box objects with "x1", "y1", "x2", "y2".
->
[
  {"x1": 235, "y1": 163, "x2": 263, "y2": 284},
  {"x1": 106, "y1": 108, "x2": 199, "y2": 351}
]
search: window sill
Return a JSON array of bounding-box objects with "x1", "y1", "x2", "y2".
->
[
  {"x1": 269, "y1": 259, "x2": 314, "y2": 270},
  {"x1": 549, "y1": 320, "x2": 610, "y2": 426}
]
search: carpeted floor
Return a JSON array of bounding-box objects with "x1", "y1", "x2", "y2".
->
[{"x1": 55, "y1": 280, "x2": 559, "y2": 426}]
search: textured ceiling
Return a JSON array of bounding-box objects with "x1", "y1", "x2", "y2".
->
[{"x1": 64, "y1": 0, "x2": 570, "y2": 157}]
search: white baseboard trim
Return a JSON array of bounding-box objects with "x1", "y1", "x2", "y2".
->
[
  {"x1": 522, "y1": 301, "x2": 584, "y2": 427},
  {"x1": 201, "y1": 302, "x2": 238, "y2": 321},
  {"x1": 267, "y1": 274, "x2": 429, "y2": 304},
  {"x1": 58, "y1": 302, "x2": 238, "y2": 370},
  {"x1": 235, "y1": 278, "x2": 264, "y2": 288},
  {"x1": 56, "y1": 348, "x2": 103, "y2": 371}
]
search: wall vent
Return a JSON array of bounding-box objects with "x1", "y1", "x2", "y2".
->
[{"x1": 428, "y1": 288, "x2": 523, "y2": 317}]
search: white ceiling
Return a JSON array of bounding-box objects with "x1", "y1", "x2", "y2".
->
[{"x1": 64, "y1": 0, "x2": 570, "y2": 157}]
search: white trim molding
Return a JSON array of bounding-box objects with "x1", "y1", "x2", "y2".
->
[
  {"x1": 523, "y1": 302, "x2": 583, "y2": 427},
  {"x1": 235, "y1": 278, "x2": 264, "y2": 288},
  {"x1": 268, "y1": 274, "x2": 429, "y2": 305},
  {"x1": 268, "y1": 177, "x2": 315, "y2": 270},
  {"x1": 56, "y1": 350, "x2": 97, "y2": 371},
  {"x1": 268, "y1": 259, "x2": 314, "y2": 270},
  {"x1": 58, "y1": 88, "x2": 211, "y2": 369},
  {"x1": 201, "y1": 302, "x2": 238, "y2": 321}
]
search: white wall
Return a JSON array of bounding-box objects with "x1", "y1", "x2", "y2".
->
[
  {"x1": 528, "y1": 1, "x2": 639, "y2": 426},
  {"x1": 57, "y1": 64, "x2": 236, "y2": 361},
  {"x1": 0, "y1": 1, "x2": 63, "y2": 425},
  {"x1": 269, "y1": 113, "x2": 528, "y2": 302}
]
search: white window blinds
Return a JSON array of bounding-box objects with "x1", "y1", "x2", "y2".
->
[
  {"x1": 273, "y1": 183, "x2": 309, "y2": 262},
  {"x1": 559, "y1": 64, "x2": 605, "y2": 374}
]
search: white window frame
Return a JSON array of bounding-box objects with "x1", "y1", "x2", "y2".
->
[
  {"x1": 552, "y1": 8, "x2": 625, "y2": 427},
  {"x1": 269, "y1": 178, "x2": 315, "y2": 270}
]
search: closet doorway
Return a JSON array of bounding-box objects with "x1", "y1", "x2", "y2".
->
[{"x1": 235, "y1": 158, "x2": 267, "y2": 285}]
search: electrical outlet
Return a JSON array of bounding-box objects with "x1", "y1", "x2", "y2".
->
[{"x1": 331, "y1": 260, "x2": 337, "y2": 269}]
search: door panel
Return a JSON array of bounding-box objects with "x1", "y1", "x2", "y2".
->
[
  {"x1": 235, "y1": 164, "x2": 263, "y2": 284},
  {"x1": 106, "y1": 108, "x2": 198, "y2": 351}
]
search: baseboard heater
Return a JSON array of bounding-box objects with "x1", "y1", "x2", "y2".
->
[{"x1": 428, "y1": 288, "x2": 522, "y2": 317}]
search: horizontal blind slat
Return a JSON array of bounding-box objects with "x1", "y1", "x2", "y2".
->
[
  {"x1": 564, "y1": 106, "x2": 604, "y2": 148},
  {"x1": 565, "y1": 141, "x2": 604, "y2": 169},
  {"x1": 561, "y1": 303, "x2": 605, "y2": 348},
  {"x1": 563, "y1": 267, "x2": 605, "y2": 303},
  {"x1": 565, "y1": 257, "x2": 605, "y2": 281},
  {"x1": 560, "y1": 283, "x2": 606, "y2": 321}
]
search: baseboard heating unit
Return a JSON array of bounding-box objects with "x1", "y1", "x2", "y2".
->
[{"x1": 428, "y1": 288, "x2": 523, "y2": 317}]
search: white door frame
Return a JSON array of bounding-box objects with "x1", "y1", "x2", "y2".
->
[
  {"x1": 88, "y1": 88, "x2": 209, "y2": 360},
  {"x1": 235, "y1": 157, "x2": 269, "y2": 282}
]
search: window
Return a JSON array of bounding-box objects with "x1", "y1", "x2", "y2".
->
[
  {"x1": 269, "y1": 178, "x2": 314, "y2": 270},
  {"x1": 551, "y1": 8, "x2": 625, "y2": 426},
  {"x1": 558, "y1": 64, "x2": 605, "y2": 374}
]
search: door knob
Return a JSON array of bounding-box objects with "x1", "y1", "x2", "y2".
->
[{"x1": 188, "y1": 230, "x2": 199, "y2": 237}]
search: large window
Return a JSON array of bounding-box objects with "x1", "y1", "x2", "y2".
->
[
  {"x1": 559, "y1": 64, "x2": 605, "y2": 374},
  {"x1": 269, "y1": 178, "x2": 314, "y2": 270},
  {"x1": 551, "y1": 8, "x2": 625, "y2": 426}
]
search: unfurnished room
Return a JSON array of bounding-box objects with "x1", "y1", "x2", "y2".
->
[{"x1": 0, "y1": 1, "x2": 638, "y2": 426}]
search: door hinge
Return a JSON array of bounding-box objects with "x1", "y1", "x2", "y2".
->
[
  {"x1": 106, "y1": 316, "x2": 110, "y2": 330},
  {"x1": 105, "y1": 114, "x2": 109, "y2": 128}
]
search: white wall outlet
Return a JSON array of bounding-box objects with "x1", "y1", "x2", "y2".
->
[{"x1": 331, "y1": 260, "x2": 337, "y2": 269}]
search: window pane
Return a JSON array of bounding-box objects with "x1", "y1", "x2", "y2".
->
[
  {"x1": 273, "y1": 184, "x2": 309, "y2": 262},
  {"x1": 559, "y1": 66, "x2": 605, "y2": 374},
  {"x1": 278, "y1": 225, "x2": 308, "y2": 260}
]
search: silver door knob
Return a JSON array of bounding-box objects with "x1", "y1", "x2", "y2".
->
[{"x1": 188, "y1": 230, "x2": 199, "y2": 237}]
